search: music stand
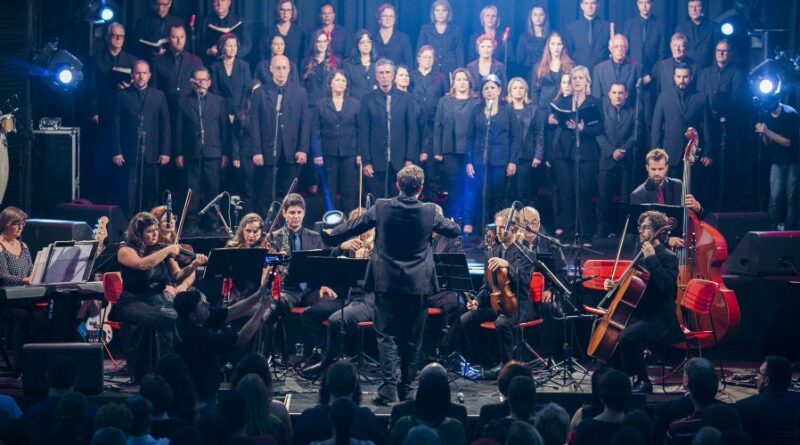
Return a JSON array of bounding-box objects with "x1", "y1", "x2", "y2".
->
[
  {"x1": 616, "y1": 202, "x2": 684, "y2": 235},
  {"x1": 202, "y1": 248, "x2": 270, "y2": 283},
  {"x1": 433, "y1": 253, "x2": 477, "y2": 384},
  {"x1": 282, "y1": 249, "x2": 333, "y2": 287},
  {"x1": 288, "y1": 255, "x2": 371, "y2": 381}
]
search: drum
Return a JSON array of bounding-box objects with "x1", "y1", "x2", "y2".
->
[{"x1": 0, "y1": 114, "x2": 15, "y2": 134}]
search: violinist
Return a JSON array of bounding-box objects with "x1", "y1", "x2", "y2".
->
[
  {"x1": 116, "y1": 212, "x2": 208, "y2": 381},
  {"x1": 602, "y1": 210, "x2": 682, "y2": 394},
  {"x1": 227, "y1": 212, "x2": 265, "y2": 248},
  {"x1": 457, "y1": 208, "x2": 524, "y2": 379},
  {"x1": 150, "y1": 205, "x2": 195, "y2": 295},
  {"x1": 301, "y1": 207, "x2": 377, "y2": 380}
]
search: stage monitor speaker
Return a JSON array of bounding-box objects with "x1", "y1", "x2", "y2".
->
[
  {"x1": 705, "y1": 212, "x2": 771, "y2": 252},
  {"x1": 55, "y1": 200, "x2": 127, "y2": 243},
  {"x1": 25, "y1": 219, "x2": 93, "y2": 255},
  {"x1": 22, "y1": 343, "x2": 104, "y2": 395},
  {"x1": 726, "y1": 231, "x2": 800, "y2": 276},
  {"x1": 31, "y1": 128, "x2": 80, "y2": 217}
]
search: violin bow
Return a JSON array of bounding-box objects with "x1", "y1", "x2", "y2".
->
[
  {"x1": 266, "y1": 178, "x2": 299, "y2": 237},
  {"x1": 174, "y1": 189, "x2": 192, "y2": 245},
  {"x1": 610, "y1": 215, "x2": 630, "y2": 281}
]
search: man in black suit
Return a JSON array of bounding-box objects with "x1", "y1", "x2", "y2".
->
[
  {"x1": 605, "y1": 210, "x2": 682, "y2": 394},
  {"x1": 358, "y1": 59, "x2": 419, "y2": 199},
  {"x1": 651, "y1": 33, "x2": 700, "y2": 95},
  {"x1": 592, "y1": 34, "x2": 642, "y2": 106},
  {"x1": 250, "y1": 55, "x2": 310, "y2": 214},
  {"x1": 596, "y1": 82, "x2": 640, "y2": 237},
  {"x1": 651, "y1": 63, "x2": 713, "y2": 177},
  {"x1": 735, "y1": 356, "x2": 800, "y2": 444},
  {"x1": 323, "y1": 165, "x2": 461, "y2": 405},
  {"x1": 652, "y1": 358, "x2": 715, "y2": 444},
  {"x1": 151, "y1": 25, "x2": 204, "y2": 119},
  {"x1": 173, "y1": 67, "x2": 230, "y2": 232},
  {"x1": 133, "y1": 0, "x2": 184, "y2": 60},
  {"x1": 622, "y1": 0, "x2": 667, "y2": 90},
  {"x1": 674, "y1": 0, "x2": 719, "y2": 68},
  {"x1": 112, "y1": 60, "x2": 171, "y2": 214},
  {"x1": 198, "y1": 0, "x2": 251, "y2": 66},
  {"x1": 563, "y1": 0, "x2": 611, "y2": 70}
]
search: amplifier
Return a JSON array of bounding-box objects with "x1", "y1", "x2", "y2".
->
[
  {"x1": 24, "y1": 219, "x2": 93, "y2": 254},
  {"x1": 22, "y1": 342, "x2": 104, "y2": 395},
  {"x1": 726, "y1": 231, "x2": 800, "y2": 276},
  {"x1": 31, "y1": 128, "x2": 80, "y2": 217}
]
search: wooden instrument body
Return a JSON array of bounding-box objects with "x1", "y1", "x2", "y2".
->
[
  {"x1": 485, "y1": 266, "x2": 519, "y2": 315},
  {"x1": 587, "y1": 272, "x2": 648, "y2": 362}
]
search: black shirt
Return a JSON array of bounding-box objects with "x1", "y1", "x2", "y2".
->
[
  {"x1": 174, "y1": 307, "x2": 236, "y2": 402},
  {"x1": 763, "y1": 104, "x2": 800, "y2": 165},
  {"x1": 374, "y1": 29, "x2": 413, "y2": 67},
  {"x1": 119, "y1": 243, "x2": 170, "y2": 294}
]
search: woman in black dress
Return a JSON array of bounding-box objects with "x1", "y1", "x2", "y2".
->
[
  {"x1": 433, "y1": 69, "x2": 479, "y2": 232},
  {"x1": 507, "y1": 77, "x2": 545, "y2": 207},
  {"x1": 116, "y1": 212, "x2": 208, "y2": 381},
  {"x1": 516, "y1": 5, "x2": 550, "y2": 81},
  {"x1": 464, "y1": 74, "x2": 520, "y2": 229},
  {"x1": 344, "y1": 29, "x2": 378, "y2": 100},
  {"x1": 547, "y1": 65, "x2": 604, "y2": 241},
  {"x1": 254, "y1": 34, "x2": 299, "y2": 86},
  {"x1": 265, "y1": 0, "x2": 304, "y2": 67},
  {"x1": 311, "y1": 70, "x2": 360, "y2": 212},
  {"x1": 468, "y1": 5, "x2": 508, "y2": 66},
  {"x1": 301, "y1": 29, "x2": 339, "y2": 107},
  {"x1": 373, "y1": 3, "x2": 413, "y2": 67},
  {"x1": 467, "y1": 34, "x2": 507, "y2": 95},
  {"x1": 416, "y1": 0, "x2": 464, "y2": 82}
]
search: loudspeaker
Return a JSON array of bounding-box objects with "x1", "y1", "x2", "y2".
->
[
  {"x1": 55, "y1": 200, "x2": 128, "y2": 243},
  {"x1": 22, "y1": 343, "x2": 104, "y2": 395},
  {"x1": 31, "y1": 128, "x2": 80, "y2": 217},
  {"x1": 726, "y1": 231, "x2": 800, "y2": 276},
  {"x1": 705, "y1": 212, "x2": 771, "y2": 252},
  {"x1": 25, "y1": 219, "x2": 93, "y2": 254}
]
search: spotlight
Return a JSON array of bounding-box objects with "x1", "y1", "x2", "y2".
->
[
  {"x1": 720, "y1": 22, "x2": 735, "y2": 36},
  {"x1": 758, "y1": 78, "x2": 776, "y2": 95},
  {"x1": 34, "y1": 41, "x2": 84, "y2": 93},
  {"x1": 76, "y1": 0, "x2": 118, "y2": 23},
  {"x1": 57, "y1": 68, "x2": 74, "y2": 85},
  {"x1": 322, "y1": 210, "x2": 345, "y2": 229},
  {"x1": 99, "y1": 6, "x2": 115, "y2": 21}
]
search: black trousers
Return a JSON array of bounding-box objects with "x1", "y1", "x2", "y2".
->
[
  {"x1": 617, "y1": 317, "x2": 676, "y2": 381},
  {"x1": 117, "y1": 161, "x2": 161, "y2": 216},
  {"x1": 117, "y1": 291, "x2": 177, "y2": 382},
  {"x1": 322, "y1": 155, "x2": 358, "y2": 212},
  {"x1": 302, "y1": 295, "x2": 375, "y2": 362},
  {"x1": 438, "y1": 154, "x2": 466, "y2": 221},
  {"x1": 458, "y1": 307, "x2": 514, "y2": 368},
  {"x1": 184, "y1": 156, "x2": 222, "y2": 225},
  {"x1": 552, "y1": 159, "x2": 598, "y2": 238},
  {"x1": 597, "y1": 163, "x2": 631, "y2": 235},
  {"x1": 255, "y1": 157, "x2": 300, "y2": 216},
  {"x1": 374, "y1": 292, "x2": 427, "y2": 400},
  {"x1": 426, "y1": 291, "x2": 464, "y2": 352},
  {"x1": 366, "y1": 167, "x2": 399, "y2": 199},
  {"x1": 516, "y1": 159, "x2": 540, "y2": 206}
]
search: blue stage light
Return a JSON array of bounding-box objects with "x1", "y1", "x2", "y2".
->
[{"x1": 99, "y1": 6, "x2": 115, "y2": 21}]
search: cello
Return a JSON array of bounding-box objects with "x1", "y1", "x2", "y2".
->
[
  {"x1": 675, "y1": 128, "x2": 740, "y2": 348},
  {"x1": 586, "y1": 219, "x2": 675, "y2": 362}
]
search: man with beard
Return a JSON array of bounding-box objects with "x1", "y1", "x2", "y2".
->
[{"x1": 651, "y1": 33, "x2": 700, "y2": 95}]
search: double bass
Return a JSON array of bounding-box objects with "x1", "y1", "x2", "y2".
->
[{"x1": 674, "y1": 128, "x2": 740, "y2": 348}]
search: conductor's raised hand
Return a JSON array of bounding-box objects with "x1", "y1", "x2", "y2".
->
[{"x1": 363, "y1": 163, "x2": 375, "y2": 178}]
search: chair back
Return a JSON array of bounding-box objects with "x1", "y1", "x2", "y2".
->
[
  {"x1": 529, "y1": 272, "x2": 544, "y2": 303},
  {"x1": 681, "y1": 279, "x2": 719, "y2": 315},
  {"x1": 102, "y1": 272, "x2": 123, "y2": 304}
]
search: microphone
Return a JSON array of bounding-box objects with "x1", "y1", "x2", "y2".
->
[
  {"x1": 165, "y1": 190, "x2": 173, "y2": 229},
  {"x1": 385, "y1": 94, "x2": 392, "y2": 114},
  {"x1": 572, "y1": 274, "x2": 599, "y2": 284},
  {"x1": 189, "y1": 14, "x2": 196, "y2": 28},
  {"x1": 275, "y1": 93, "x2": 283, "y2": 113},
  {"x1": 199, "y1": 192, "x2": 227, "y2": 215},
  {"x1": 485, "y1": 99, "x2": 494, "y2": 118},
  {"x1": 365, "y1": 193, "x2": 375, "y2": 210},
  {"x1": 504, "y1": 201, "x2": 520, "y2": 235},
  {"x1": 502, "y1": 27, "x2": 510, "y2": 43}
]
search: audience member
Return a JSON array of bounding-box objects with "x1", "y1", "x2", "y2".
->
[
  {"x1": 231, "y1": 353, "x2": 293, "y2": 444},
  {"x1": 479, "y1": 376, "x2": 537, "y2": 443},
  {"x1": 139, "y1": 374, "x2": 190, "y2": 439},
  {"x1": 94, "y1": 403, "x2": 134, "y2": 437},
  {"x1": 91, "y1": 427, "x2": 127, "y2": 445},
  {"x1": 700, "y1": 405, "x2": 742, "y2": 435},
  {"x1": 312, "y1": 398, "x2": 375, "y2": 445},
  {"x1": 667, "y1": 366, "x2": 720, "y2": 444},
  {"x1": 235, "y1": 374, "x2": 286, "y2": 444},
  {"x1": 734, "y1": 356, "x2": 800, "y2": 444},
  {"x1": 168, "y1": 426, "x2": 206, "y2": 445},
  {"x1": 573, "y1": 369, "x2": 631, "y2": 445},
  {"x1": 389, "y1": 363, "x2": 467, "y2": 430},
  {"x1": 621, "y1": 410, "x2": 654, "y2": 445},
  {"x1": 692, "y1": 426, "x2": 721, "y2": 445},
  {"x1": 474, "y1": 361, "x2": 532, "y2": 438},
  {"x1": 401, "y1": 425, "x2": 441, "y2": 445},
  {"x1": 534, "y1": 403, "x2": 569, "y2": 445},
  {"x1": 126, "y1": 395, "x2": 168, "y2": 445},
  {"x1": 609, "y1": 426, "x2": 646, "y2": 445},
  {"x1": 54, "y1": 391, "x2": 93, "y2": 445},
  {"x1": 570, "y1": 366, "x2": 612, "y2": 429},
  {"x1": 504, "y1": 421, "x2": 543, "y2": 445},
  {"x1": 217, "y1": 390, "x2": 276, "y2": 445},
  {"x1": 0, "y1": 394, "x2": 21, "y2": 421},
  {"x1": 653, "y1": 358, "x2": 714, "y2": 443},
  {"x1": 155, "y1": 354, "x2": 198, "y2": 423}
]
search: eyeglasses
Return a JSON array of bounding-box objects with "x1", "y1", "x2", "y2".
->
[
  {"x1": 110, "y1": 34, "x2": 125, "y2": 39},
  {"x1": 637, "y1": 224, "x2": 653, "y2": 232}
]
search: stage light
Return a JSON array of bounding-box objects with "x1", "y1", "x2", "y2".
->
[
  {"x1": 322, "y1": 210, "x2": 345, "y2": 229},
  {"x1": 721, "y1": 22, "x2": 734, "y2": 36},
  {"x1": 56, "y1": 68, "x2": 74, "y2": 85},
  {"x1": 758, "y1": 78, "x2": 776, "y2": 95},
  {"x1": 47, "y1": 49, "x2": 84, "y2": 92},
  {"x1": 99, "y1": 6, "x2": 115, "y2": 21}
]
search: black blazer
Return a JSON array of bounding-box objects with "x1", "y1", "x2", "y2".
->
[
  {"x1": 254, "y1": 58, "x2": 300, "y2": 86},
  {"x1": 306, "y1": 24, "x2": 352, "y2": 61},
  {"x1": 629, "y1": 176, "x2": 683, "y2": 205},
  {"x1": 265, "y1": 22, "x2": 304, "y2": 66},
  {"x1": 465, "y1": 102, "x2": 521, "y2": 167},
  {"x1": 550, "y1": 95, "x2": 604, "y2": 162},
  {"x1": 410, "y1": 70, "x2": 448, "y2": 154},
  {"x1": 466, "y1": 59, "x2": 507, "y2": 94},
  {"x1": 417, "y1": 23, "x2": 464, "y2": 78},
  {"x1": 198, "y1": 13, "x2": 251, "y2": 63},
  {"x1": 433, "y1": 95, "x2": 480, "y2": 156},
  {"x1": 597, "y1": 101, "x2": 639, "y2": 170},
  {"x1": 563, "y1": 16, "x2": 611, "y2": 69},
  {"x1": 735, "y1": 388, "x2": 800, "y2": 445},
  {"x1": 174, "y1": 92, "x2": 230, "y2": 159},
  {"x1": 323, "y1": 195, "x2": 461, "y2": 295},
  {"x1": 653, "y1": 394, "x2": 693, "y2": 444},
  {"x1": 697, "y1": 64, "x2": 748, "y2": 117},
  {"x1": 516, "y1": 32, "x2": 547, "y2": 74},
  {"x1": 636, "y1": 243, "x2": 682, "y2": 344},
  {"x1": 310, "y1": 96, "x2": 360, "y2": 158},
  {"x1": 249, "y1": 82, "x2": 309, "y2": 164},
  {"x1": 133, "y1": 13, "x2": 184, "y2": 59},
  {"x1": 512, "y1": 103, "x2": 545, "y2": 161},
  {"x1": 209, "y1": 58, "x2": 252, "y2": 115},
  {"x1": 622, "y1": 15, "x2": 667, "y2": 77},
  {"x1": 112, "y1": 86, "x2": 171, "y2": 163},
  {"x1": 531, "y1": 69, "x2": 563, "y2": 109},
  {"x1": 270, "y1": 226, "x2": 325, "y2": 254},
  {"x1": 474, "y1": 242, "x2": 531, "y2": 309},
  {"x1": 150, "y1": 50, "x2": 204, "y2": 108},
  {"x1": 357, "y1": 88, "x2": 418, "y2": 172},
  {"x1": 652, "y1": 57, "x2": 700, "y2": 95},
  {"x1": 675, "y1": 18, "x2": 720, "y2": 68},
  {"x1": 344, "y1": 59, "x2": 377, "y2": 100},
  {"x1": 651, "y1": 87, "x2": 713, "y2": 164},
  {"x1": 88, "y1": 49, "x2": 138, "y2": 118},
  {"x1": 301, "y1": 58, "x2": 337, "y2": 106},
  {"x1": 374, "y1": 29, "x2": 413, "y2": 67},
  {"x1": 591, "y1": 59, "x2": 643, "y2": 105}
]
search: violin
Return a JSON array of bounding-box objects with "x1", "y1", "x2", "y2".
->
[{"x1": 483, "y1": 227, "x2": 519, "y2": 316}]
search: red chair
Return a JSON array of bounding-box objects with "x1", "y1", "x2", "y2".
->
[
  {"x1": 99, "y1": 272, "x2": 123, "y2": 365},
  {"x1": 354, "y1": 321, "x2": 379, "y2": 382}
]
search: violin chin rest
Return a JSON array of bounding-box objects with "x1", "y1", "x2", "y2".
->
[{"x1": 583, "y1": 305, "x2": 607, "y2": 316}]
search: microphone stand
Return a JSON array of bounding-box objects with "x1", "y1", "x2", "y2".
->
[
  {"x1": 481, "y1": 102, "x2": 492, "y2": 232},
  {"x1": 384, "y1": 94, "x2": 392, "y2": 198},
  {"x1": 719, "y1": 116, "x2": 727, "y2": 209},
  {"x1": 633, "y1": 79, "x2": 642, "y2": 193},
  {"x1": 271, "y1": 94, "x2": 282, "y2": 203},
  {"x1": 136, "y1": 113, "x2": 146, "y2": 213}
]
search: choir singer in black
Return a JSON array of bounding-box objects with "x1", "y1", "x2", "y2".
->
[
  {"x1": 358, "y1": 59, "x2": 418, "y2": 198},
  {"x1": 322, "y1": 165, "x2": 461, "y2": 406}
]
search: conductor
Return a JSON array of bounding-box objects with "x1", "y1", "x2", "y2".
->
[{"x1": 322, "y1": 165, "x2": 461, "y2": 405}]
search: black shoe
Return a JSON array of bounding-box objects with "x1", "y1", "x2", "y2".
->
[
  {"x1": 371, "y1": 394, "x2": 395, "y2": 406},
  {"x1": 480, "y1": 364, "x2": 502, "y2": 380},
  {"x1": 632, "y1": 378, "x2": 653, "y2": 394},
  {"x1": 300, "y1": 361, "x2": 325, "y2": 381},
  {"x1": 397, "y1": 384, "x2": 414, "y2": 402}
]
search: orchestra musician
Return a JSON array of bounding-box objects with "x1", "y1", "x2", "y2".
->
[
  {"x1": 426, "y1": 203, "x2": 465, "y2": 353},
  {"x1": 603, "y1": 210, "x2": 682, "y2": 394},
  {"x1": 322, "y1": 165, "x2": 461, "y2": 405},
  {"x1": 300, "y1": 207, "x2": 377, "y2": 380},
  {"x1": 115, "y1": 212, "x2": 207, "y2": 382},
  {"x1": 150, "y1": 205, "x2": 195, "y2": 295},
  {"x1": 227, "y1": 212, "x2": 265, "y2": 248},
  {"x1": 0, "y1": 207, "x2": 33, "y2": 365}
]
